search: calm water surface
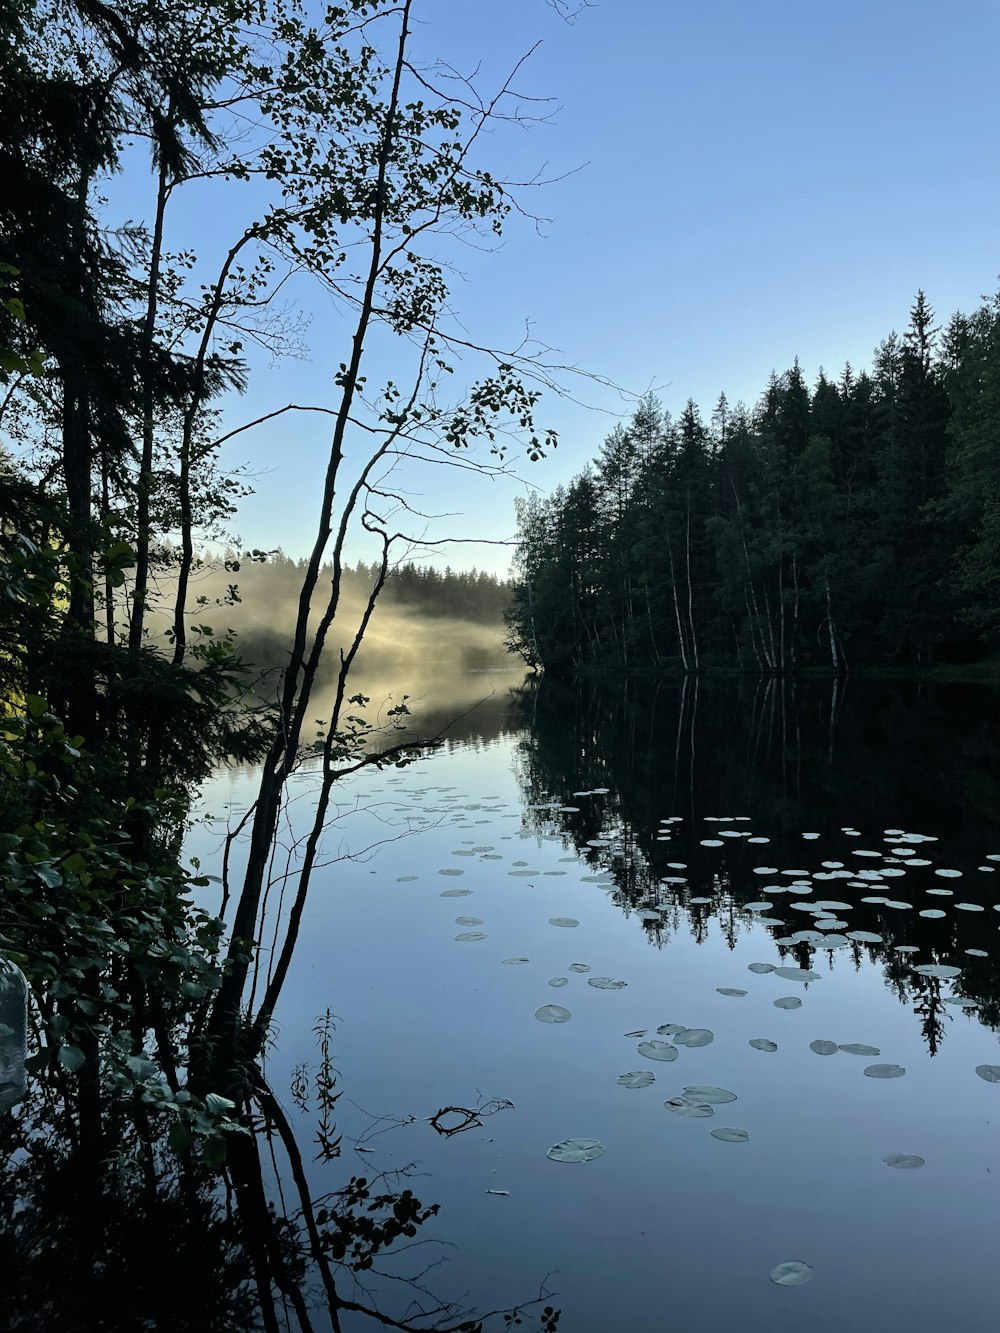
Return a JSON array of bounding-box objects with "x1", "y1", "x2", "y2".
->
[{"x1": 194, "y1": 673, "x2": 1000, "y2": 1333}]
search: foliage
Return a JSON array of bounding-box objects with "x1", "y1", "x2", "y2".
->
[
  {"x1": 0, "y1": 2, "x2": 573, "y2": 1329},
  {"x1": 509, "y1": 292, "x2": 1000, "y2": 673}
]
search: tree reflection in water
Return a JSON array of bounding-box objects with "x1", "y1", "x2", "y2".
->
[{"x1": 510, "y1": 674, "x2": 1000, "y2": 1053}]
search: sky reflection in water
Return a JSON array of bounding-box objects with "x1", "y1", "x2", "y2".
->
[{"x1": 192, "y1": 675, "x2": 1000, "y2": 1333}]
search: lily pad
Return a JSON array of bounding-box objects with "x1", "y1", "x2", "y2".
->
[
  {"x1": 637, "y1": 1040, "x2": 679, "y2": 1062},
  {"x1": 750, "y1": 1038, "x2": 778, "y2": 1052},
  {"x1": 809, "y1": 1039, "x2": 838, "y2": 1055},
  {"x1": 657, "y1": 1022, "x2": 687, "y2": 1036},
  {"x1": 673, "y1": 1027, "x2": 714, "y2": 1047},
  {"x1": 568, "y1": 963, "x2": 591, "y2": 973},
  {"x1": 748, "y1": 962, "x2": 775, "y2": 974},
  {"x1": 549, "y1": 917, "x2": 579, "y2": 928},
  {"x1": 864, "y1": 1063, "x2": 906, "y2": 1079},
  {"x1": 919, "y1": 909, "x2": 946, "y2": 919},
  {"x1": 617, "y1": 1070, "x2": 655, "y2": 1088},
  {"x1": 838, "y1": 1043, "x2": 881, "y2": 1056},
  {"x1": 548, "y1": 977, "x2": 569, "y2": 988},
  {"x1": 966, "y1": 949, "x2": 989, "y2": 958},
  {"x1": 502, "y1": 956, "x2": 530, "y2": 965},
  {"x1": 588, "y1": 976, "x2": 627, "y2": 990},
  {"x1": 912, "y1": 964, "x2": 962, "y2": 979},
  {"x1": 717, "y1": 987, "x2": 748, "y2": 997},
  {"x1": 770, "y1": 1261, "x2": 813, "y2": 1287},
  {"x1": 847, "y1": 931, "x2": 883, "y2": 943},
  {"x1": 773, "y1": 966, "x2": 821, "y2": 982},
  {"x1": 711, "y1": 1127, "x2": 750, "y2": 1142},
  {"x1": 440, "y1": 888, "x2": 473, "y2": 897},
  {"x1": 883, "y1": 1153, "x2": 925, "y2": 1169},
  {"x1": 455, "y1": 931, "x2": 487, "y2": 942},
  {"x1": 534, "y1": 1004, "x2": 572, "y2": 1024},
  {"x1": 547, "y1": 1138, "x2": 605, "y2": 1163},
  {"x1": 682, "y1": 1085, "x2": 736, "y2": 1104},
  {"x1": 774, "y1": 997, "x2": 802, "y2": 1010},
  {"x1": 975, "y1": 1064, "x2": 1000, "y2": 1083},
  {"x1": 664, "y1": 1097, "x2": 714, "y2": 1117},
  {"x1": 455, "y1": 916, "x2": 484, "y2": 925}
]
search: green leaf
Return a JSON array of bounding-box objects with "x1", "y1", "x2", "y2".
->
[
  {"x1": 202, "y1": 1134, "x2": 228, "y2": 1168},
  {"x1": 205, "y1": 1092, "x2": 237, "y2": 1114},
  {"x1": 168, "y1": 1123, "x2": 193, "y2": 1155},
  {"x1": 126, "y1": 1055, "x2": 159, "y2": 1080},
  {"x1": 58, "y1": 1045, "x2": 86, "y2": 1072}
]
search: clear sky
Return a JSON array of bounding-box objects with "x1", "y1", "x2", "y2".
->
[{"x1": 163, "y1": 0, "x2": 1000, "y2": 576}]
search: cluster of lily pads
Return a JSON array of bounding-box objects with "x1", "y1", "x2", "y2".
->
[{"x1": 371, "y1": 779, "x2": 1000, "y2": 1296}]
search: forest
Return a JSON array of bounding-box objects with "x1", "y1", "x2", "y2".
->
[
  {"x1": 0, "y1": 1, "x2": 561, "y2": 1328},
  {"x1": 506, "y1": 290, "x2": 1000, "y2": 674}
]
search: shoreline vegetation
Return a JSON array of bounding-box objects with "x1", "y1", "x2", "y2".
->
[
  {"x1": 505, "y1": 290, "x2": 1000, "y2": 680},
  {"x1": 0, "y1": 2, "x2": 567, "y2": 1328}
]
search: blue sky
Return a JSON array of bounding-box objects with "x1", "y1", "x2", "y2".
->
[{"x1": 154, "y1": 0, "x2": 1000, "y2": 575}]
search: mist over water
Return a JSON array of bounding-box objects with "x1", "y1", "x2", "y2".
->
[{"x1": 143, "y1": 556, "x2": 516, "y2": 700}]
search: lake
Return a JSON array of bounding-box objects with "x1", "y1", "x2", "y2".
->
[{"x1": 190, "y1": 669, "x2": 1000, "y2": 1332}]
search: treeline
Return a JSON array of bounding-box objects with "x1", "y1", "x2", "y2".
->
[
  {"x1": 507, "y1": 291, "x2": 1000, "y2": 673},
  {"x1": 170, "y1": 551, "x2": 513, "y2": 679},
  {"x1": 204, "y1": 550, "x2": 512, "y2": 627}
]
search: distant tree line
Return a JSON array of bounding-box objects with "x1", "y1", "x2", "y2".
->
[
  {"x1": 507, "y1": 290, "x2": 1000, "y2": 673},
  {"x1": 208, "y1": 550, "x2": 512, "y2": 627}
]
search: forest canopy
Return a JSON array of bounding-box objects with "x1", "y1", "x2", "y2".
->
[{"x1": 506, "y1": 290, "x2": 1000, "y2": 674}]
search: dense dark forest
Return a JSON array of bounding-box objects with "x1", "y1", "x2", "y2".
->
[{"x1": 507, "y1": 291, "x2": 1000, "y2": 674}]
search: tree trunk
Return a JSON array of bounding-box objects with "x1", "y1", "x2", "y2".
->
[
  {"x1": 129, "y1": 159, "x2": 169, "y2": 651},
  {"x1": 685, "y1": 491, "x2": 699, "y2": 672},
  {"x1": 665, "y1": 525, "x2": 689, "y2": 672},
  {"x1": 825, "y1": 569, "x2": 840, "y2": 672}
]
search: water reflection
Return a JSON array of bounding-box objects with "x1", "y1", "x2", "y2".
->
[
  {"x1": 510, "y1": 675, "x2": 1000, "y2": 1053},
  {"x1": 9, "y1": 668, "x2": 1000, "y2": 1331}
]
